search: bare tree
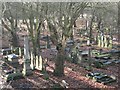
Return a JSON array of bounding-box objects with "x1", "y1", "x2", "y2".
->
[{"x1": 45, "y1": 2, "x2": 89, "y2": 76}]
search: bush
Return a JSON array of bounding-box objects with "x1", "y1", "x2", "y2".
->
[
  {"x1": 6, "y1": 72, "x2": 24, "y2": 82},
  {"x1": 84, "y1": 66, "x2": 92, "y2": 71},
  {"x1": 93, "y1": 61, "x2": 103, "y2": 68},
  {"x1": 43, "y1": 73, "x2": 49, "y2": 80},
  {"x1": 52, "y1": 83, "x2": 63, "y2": 88}
]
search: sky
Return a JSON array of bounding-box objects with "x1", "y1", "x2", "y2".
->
[{"x1": 0, "y1": 0, "x2": 119, "y2": 2}]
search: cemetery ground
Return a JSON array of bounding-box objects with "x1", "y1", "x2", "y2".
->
[
  {"x1": 0, "y1": 42, "x2": 119, "y2": 89},
  {"x1": 1, "y1": 29, "x2": 120, "y2": 89},
  {"x1": 1, "y1": 2, "x2": 119, "y2": 89}
]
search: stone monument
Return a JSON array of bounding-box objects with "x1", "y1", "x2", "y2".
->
[
  {"x1": 22, "y1": 36, "x2": 32, "y2": 76},
  {"x1": 30, "y1": 51, "x2": 34, "y2": 70}
]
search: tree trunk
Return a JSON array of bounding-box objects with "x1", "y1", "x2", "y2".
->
[
  {"x1": 54, "y1": 43, "x2": 65, "y2": 77},
  {"x1": 89, "y1": 21, "x2": 93, "y2": 44},
  {"x1": 89, "y1": 10, "x2": 95, "y2": 44},
  {"x1": 11, "y1": 31, "x2": 19, "y2": 47}
]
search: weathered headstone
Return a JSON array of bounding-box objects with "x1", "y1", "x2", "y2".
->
[
  {"x1": 77, "y1": 53, "x2": 82, "y2": 64},
  {"x1": 35, "y1": 55, "x2": 43, "y2": 71},
  {"x1": 22, "y1": 36, "x2": 32, "y2": 76},
  {"x1": 98, "y1": 35, "x2": 101, "y2": 47},
  {"x1": 19, "y1": 47, "x2": 22, "y2": 57},
  {"x1": 30, "y1": 52, "x2": 34, "y2": 70},
  {"x1": 46, "y1": 35, "x2": 51, "y2": 49},
  {"x1": 108, "y1": 38, "x2": 112, "y2": 49},
  {"x1": 43, "y1": 58, "x2": 47, "y2": 72},
  {"x1": 104, "y1": 36, "x2": 107, "y2": 48},
  {"x1": 35, "y1": 55, "x2": 39, "y2": 69},
  {"x1": 39, "y1": 55, "x2": 43, "y2": 70},
  {"x1": 10, "y1": 45, "x2": 13, "y2": 53},
  {"x1": 87, "y1": 39, "x2": 90, "y2": 46},
  {"x1": 101, "y1": 34, "x2": 104, "y2": 47}
]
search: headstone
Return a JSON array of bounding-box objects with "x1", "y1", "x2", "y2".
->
[
  {"x1": 88, "y1": 48, "x2": 92, "y2": 66},
  {"x1": 30, "y1": 52, "x2": 34, "y2": 70},
  {"x1": 101, "y1": 34, "x2": 104, "y2": 47},
  {"x1": 98, "y1": 35, "x2": 101, "y2": 47},
  {"x1": 35, "y1": 55, "x2": 43, "y2": 71},
  {"x1": 7, "y1": 54, "x2": 18, "y2": 62},
  {"x1": 87, "y1": 39, "x2": 90, "y2": 46},
  {"x1": 77, "y1": 54, "x2": 82, "y2": 64},
  {"x1": 35, "y1": 55, "x2": 39, "y2": 69},
  {"x1": 22, "y1": 36, "x2": 32, "y2": 76},
  {"x1": 43, "y1": 58, "x2": 47, "y2": 71},
  {"x1": 104, "y1": 36, "x2": 107, "y2": 48},
  {"x1": 10, "y1": 45, "x2": 13, "y2": 53},
  {"x1": 19, "y1": 47, "x2": 22, "y2": 57},
  {"x1": 38, "y1": 55, "x2": 43, "y2": 70},
  {"x1": 23, "y1": 36, "x2": 30, "y2": 59},
  {"x1": 81, "y1": 50, "x2": 89, "y2": 56},
  {"x1": 46, "y1": 35, "x2": 51, "y2": 49},
  {"x1": 108, "y1": 38, "x2": 112, "y2": 49}
]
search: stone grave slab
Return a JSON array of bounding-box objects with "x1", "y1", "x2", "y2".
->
[
  {"x1": 94, "y1": 54, "x2": 111, "y2": 60},
  {"x1": 40, "y1": 45, "x2": 47, "y2": 49},
  {"x1": 5, "y1": 72, "x2": 24, "y2": 82},
  {"x1": 92, "y1": 50, "x2": 100, "y2": 56},
  {"x1": 81, "y1": 50, "x2": 89, "y2": 56},
  {"x1": 1, "y1": 48, "x2": 12, "y2": 55},
  {"x1": 109, "y1": 50, "x2": 120, "y2": 53},
  {"x1": 1, "y1": 62, "x2": 24, "y2": 82},
  {"x1": 93, "y1": 60, "x2": 112, "y2": 68},
  {"x1": 86, "y1": 72, "x2": 116, "y2": 84},
  {"x1": 66, "y1": 40, "x2": 74, "y2": 46},
  {"x1": 7, "y1": 54, "x2": 19, "y2": 62},
  {"x1": 112, "y1": 59, "x2": 120, "y2": 64}
]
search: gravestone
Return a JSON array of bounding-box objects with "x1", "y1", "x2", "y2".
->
[
  {"x1": 30, "y1": 52, "x2": 34, "y2": 70},
  {"x1": 101, "y1": 34, "x2": 104, "y2": 47},
  {"x1": 43, "y1": 58, "x2": 48, "y2": 72},
  {"x1": 19, "y1": 47, "x2": 22, "y2": 57},
  {"x1": 10, "y1": 46, "x2": 13, "y2": 53},
  {"x1": 86, "y1": 72, "x2": 116, "y2": 84},
  {"x1": 46, "y1": 35, "x2": 51, "y2": 49},
  {"x1": 35, "y1": 55, "x2": 39, "y2": 69},
  {"x1": 35, "y1": 55, "x2": 43, "y2": 71},
  {"x1": 81, "y1": 50, "x2": 89, "y2": 56},
  {"x1": 77, "y1": 52, "x2": 82, "y2": 64},
  {"x1": 39, "y1": 55, "x2": 43, "y2": 70},
  {"x1": 98, "y1": 35, "x2": 101, "y2": 47},
  {"x1": 22, "y1": 36, "x2": 32, "y2": 76},
  {"x1": 87, "y1": 39, "x2": 90, "y2": 46},
  {"x1": 104, "y1": 36, "x2": 107, "y2": 48},
  {"x1": 108, "y1": 38, "x2": 112, "y2": 49},
  {"x1": 7, "y1": 54, "x2": 18, "y2": 62}
]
